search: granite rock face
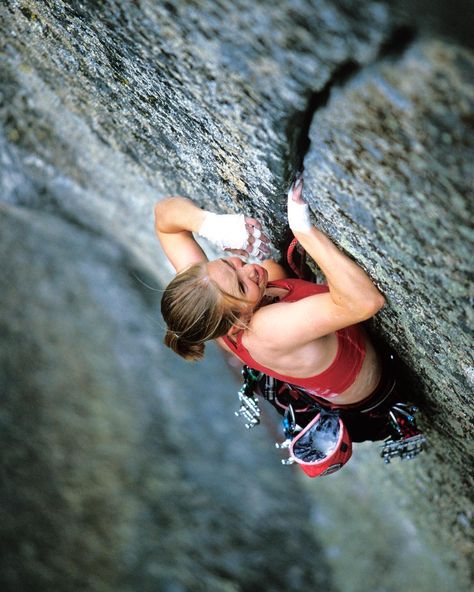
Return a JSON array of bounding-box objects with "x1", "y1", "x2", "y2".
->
[
  {"x1": 0, "y1": 0, "x2": 473, "y2": 591},
  {"x1": 302, "y1": 36, "x2": 474, "y2": 587}
]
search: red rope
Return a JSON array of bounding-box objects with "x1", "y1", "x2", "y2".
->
[{"x1": 286, "y1": 236, "x2": 307, "y2": 279}]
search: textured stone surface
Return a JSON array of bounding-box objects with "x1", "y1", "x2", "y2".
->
[
  {"x1": 302, "y1": 39, "x2": 474, "y2": 579},
  {"x1": 1, "y1": 0, "x2": 398, "y2": 223},
  {"x1": 0, "y1": 0, "x2": 473, "y2": 591}
]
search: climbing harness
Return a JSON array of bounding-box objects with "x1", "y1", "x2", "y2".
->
[
  {"x1": 234, "y1": 364, "x2": 426, "y2": 476},
  {"x1": 234, "y1": 368, "x2": 354, "y2": 476}
]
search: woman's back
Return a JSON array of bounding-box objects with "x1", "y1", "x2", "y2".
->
[{"x1": 219, "y1": 278, "x2": 382, "y2": 405}]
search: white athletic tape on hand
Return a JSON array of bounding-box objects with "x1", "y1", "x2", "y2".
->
[
  {"x1": 287, "y1": 187, "x2": 312, "y2": 233},
  {"x1": 248, "y1": 238, "x2": 262, "y2": 256},
  {"x1": 198, "y1": 212, "x2": 248, "y2": 250},
  {"x1": 249, "y1": 246, "x2": 264, "y2": 259},
  {"x1": 250, "y1": 227, "x2": 261, "y2": 240}
]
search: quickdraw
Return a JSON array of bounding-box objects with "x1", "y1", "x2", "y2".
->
[
  {"x1": 234, "y1": 368, "x2": 282, "y2": 428},
  {"x1": 380, "y1": 403, "x2": 426, "y2": 463},
  {"x1": 380, "y1": 434, "x2": 426, "y2": 463},
  {"x1": 234, "y1": 366, "x2": 263, "y2": 429},
  {"x1": 275, "y1": 405, "x2": 300, "y2": 465}
]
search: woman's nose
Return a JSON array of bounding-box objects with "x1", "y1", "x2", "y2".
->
[{"x1": 243, "y1": 264, "x2": 256, "y2": 279}]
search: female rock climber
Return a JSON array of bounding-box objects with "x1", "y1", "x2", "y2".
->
[{"x1": 155, "y1": 174, "x2": 421, "y2": 447}]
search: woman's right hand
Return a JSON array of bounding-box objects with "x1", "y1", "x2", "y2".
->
[
  {"x1": 287, "y1": 172, "x2": 313, "y2": 233},
  {"x1": 226, "y1": 216, "x2": 271, "y2": 260},
  {"x1": 198, "y1": 212, "x2": 270, "y2": 260}
]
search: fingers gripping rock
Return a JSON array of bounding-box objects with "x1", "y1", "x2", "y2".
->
[
  {"x1": 287, "y1": 177, "x2": 312, "y2": 233},
  {"x1": 249, "y1": 227, "x2": 261, "y2": 240},
  {"x1": 247, "y1": 237, "x2": 263, "y2": 258}
]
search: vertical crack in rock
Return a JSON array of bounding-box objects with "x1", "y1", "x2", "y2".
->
[
  {"x1": 285, "y1": 59, "x2": 359, "y2": 176},
  {"x1": 285, "y1": 25, "x2": 417, "y2": 178},
  {"x1": 285, "y1": 29, "x2": 474, "y2": 589}
]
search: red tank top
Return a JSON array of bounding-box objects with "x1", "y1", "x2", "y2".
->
[{"x1": 223, "y1": 278, "x2": 366, "y2": 398}]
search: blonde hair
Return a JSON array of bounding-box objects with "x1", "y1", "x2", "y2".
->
[{"x1": 161, "y1": 261, "x2": 247, "y2": 361}]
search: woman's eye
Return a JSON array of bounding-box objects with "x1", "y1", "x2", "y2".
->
[{"x1": 238, "y1": 281, "x2": 246, "y2": 294}]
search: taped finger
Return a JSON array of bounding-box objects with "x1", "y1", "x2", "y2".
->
[
  {"x1": 245, "y1": 217, "x2": 261, "y2": 229},
  {"x1": 251, "y1": 238, "x2": 262, "y2": 251},
  {"x1": 224, "y1": 248, "x2": 249, "y2": 257},
  {"x1": 250, "y1": 227, "x2": 262, "y2": 240},
  {"x1": 247, "y1": 238, "x2": 263, "y2": 257}
]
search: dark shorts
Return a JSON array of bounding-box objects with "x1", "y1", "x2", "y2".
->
[
  {"x1": 336, "y1": 352, "x2": 399, "y2": 442},
  {"x1": 261, "y1": 349, "x2": 407, "y2": 444}
]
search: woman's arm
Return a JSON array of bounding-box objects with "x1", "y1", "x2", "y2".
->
[
  {"x1": 251, "y1": 178, "x2": 385, "y2": 347},
  {"x1": 293, "y1": 228, "x2": 385, "y2": 313},
  {"x1": 155, "y1": 197, "x2": 208, "y2": 272},
  {"x1": 155, "y1": 196, "x2": 270, "y2": 272},
  {"x1": 289, "y1": 177, "x2": 385, "y2": 316}
]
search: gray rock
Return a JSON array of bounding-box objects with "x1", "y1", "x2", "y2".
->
[{"x1": 301, "y1": 37, "x2": 474, "y2": 586}]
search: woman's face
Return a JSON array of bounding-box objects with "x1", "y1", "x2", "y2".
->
[{"x1": 206, "y1": 257, "x2": 268, "y2": 311}]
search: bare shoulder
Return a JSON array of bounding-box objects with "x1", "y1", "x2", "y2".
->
[
  {"x1": 260, "y1": 259, "x2": 288, "y2": 281},
  {"x1": 244, "y1": 303, "x2": 330, "y2": 373},
  {"x1": 247, "y1": 301, "x2": 301, "y2": 351}
]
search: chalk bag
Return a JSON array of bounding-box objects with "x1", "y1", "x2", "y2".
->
[{"x1": 288, "y1": 410, "x2": 352, "y2": 477}]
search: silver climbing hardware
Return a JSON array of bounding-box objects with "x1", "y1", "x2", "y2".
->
[
  {"x1": 234, "y1": 366, "x2": 263, "y2": 429},
  {"x1": 275, "y1": 404, "x2": 301, "y2": 464},
  {"x1": 380, "y1": 433, "x2": 427, "y2": 463},
  {"x1": 381, "y1": 402, "x2": 426, "y2": 463},
  {"x1": 235, "y1": 389, "x2": 261, "y2": 429}
]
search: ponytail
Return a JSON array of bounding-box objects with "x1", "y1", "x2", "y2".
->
[{"x1": 164, "y1": 328, "x2": 206, "y2": 361}]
